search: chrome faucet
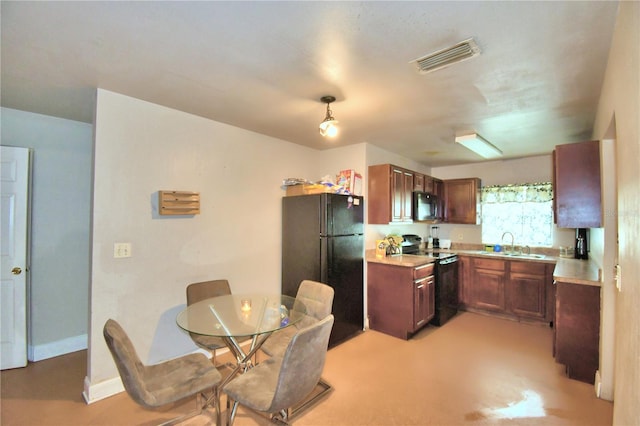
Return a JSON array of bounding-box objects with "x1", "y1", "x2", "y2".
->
[{"x1": 501, "y1": 232, "x2": 515, "y2": 254}]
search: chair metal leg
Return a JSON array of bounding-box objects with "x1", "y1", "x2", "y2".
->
[
  {"x1": 283, "y1": 377, "x2": 333, "y2": 420},
  {"x1": 157, "y1": 391, "x2": 207, "y2": 426},
  {"x1": 226, "y1": 378, "x2": 332, "y2": 426},
  {"x1": 209, "y1": 387, "x2": 221, "y2": 426},
  {"x1": 157, "y1": 386, "x2": 222, "y2": 426},
  {"x1": 227, "y1": 398, "x2": 290, "y2": 426},
  {"x1": 227, "y1": 394, "x2": 239, "y2": 426},
  {"x1": 271, "y1": 411, "x2": 290, "y2": 425}
]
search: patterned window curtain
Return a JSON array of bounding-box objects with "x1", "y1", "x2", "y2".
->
[{"x1": 481, "y1": 182, "x2": 553, "y2": 247}]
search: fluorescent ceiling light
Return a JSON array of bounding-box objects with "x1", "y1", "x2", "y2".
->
[{"x1": 455, "y1": 133, "x2": 502, "y2": 158}]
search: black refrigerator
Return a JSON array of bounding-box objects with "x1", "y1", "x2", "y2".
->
[{"x1": 282, "y1": 193, "x2": 364, "y2": 347}]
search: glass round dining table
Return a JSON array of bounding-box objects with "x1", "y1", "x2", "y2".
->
[
  {"x1": 177, "y1": 294, "x2": 304, "y2": 338},
  {"x1": 176, "y1": 294, "x2": 305, "y2": 367},
  {"x1": 177, "y1": 294, "x2": 305, "y2": 426}
]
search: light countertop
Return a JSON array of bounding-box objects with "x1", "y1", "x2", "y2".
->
[
  {"x1": 552, "y1": 258, "x2": 602, "y2": 286},
  {"x1": 365, "y1": 250, "x2": 435, "y2": 267},
  {"x1": 366, "y1": 248, "x2": 602, "y2": 287}
]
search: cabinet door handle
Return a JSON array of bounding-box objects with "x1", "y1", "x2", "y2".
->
[{"x1": 415, "y1": 263, "x2": 433, "y2": 270}]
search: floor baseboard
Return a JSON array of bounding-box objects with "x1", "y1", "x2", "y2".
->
[
  {"x1": 83, "y1": 375, "x2": 124, "y2": 404},
  {"x1": 28, "y1": 333, "x2": 88, "y2": 362}
]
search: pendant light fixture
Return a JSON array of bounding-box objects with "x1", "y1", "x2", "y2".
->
[{"x1": 319, "y1": 96, "x2": 338, "y2": 137}]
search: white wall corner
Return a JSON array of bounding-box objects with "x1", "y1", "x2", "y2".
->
[
  {"x1": 28, "y1": 334, "x2": 88, "y2": 362},
  {"x1": 83, "y1": 375, "x2": 124, "y2": 404}
]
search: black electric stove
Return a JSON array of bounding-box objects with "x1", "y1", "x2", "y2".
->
[
  {"x1": 401, "y1": 234, "x2": 459, "y2": 325},
  {"x1": 401, "y1": 234, "x2": 457, "y2": 259}
]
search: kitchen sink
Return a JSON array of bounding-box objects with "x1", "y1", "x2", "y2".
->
[
  {"x1": 470, "y1": 250, "x2": 546, "y2": 260},
  {"x1": 507, "y1": 253, "x2": 546, "y2": 259}
]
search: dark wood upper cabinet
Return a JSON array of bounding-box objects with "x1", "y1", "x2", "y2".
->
[
  {"x1": 553, "y1": 140, "x2": 602, "y2": 228},
  {"x1": 414, "y1": 173, "x2": 425, "y2": 192},
  {"x1": 391, "y1": 167, "x2": 405, "y2": 222},
  {"x1": 432, "y1": 178, "x2": 444, "y2": 219},
  {"x1": 432, "y1": 178, "x2": 443, "y2": 197},
  {"x1": 423, "y1": 175, "x2": 434, "y2": 193},
  {"x1": 369, "y1": 164, "x2": 414, "y2": 224},
  {"x1": 368, "y1": 164, "x2": 448, "y2": 224},
  {"x1": 403, "y1": 171, "x2": 414, "y2": 221},
  {"x1": 443, "y1": 178, "x2": 481, "y2": 224}
]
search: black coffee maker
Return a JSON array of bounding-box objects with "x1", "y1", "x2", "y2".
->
[{"x1": 575, "y1": 228, "x2": 589, "y2": 260}]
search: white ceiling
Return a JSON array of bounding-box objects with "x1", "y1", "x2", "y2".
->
[{"x1": 1, "y1": 1, "x2": 619, "y2": 167}]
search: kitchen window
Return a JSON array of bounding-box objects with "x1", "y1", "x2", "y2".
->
[{"x1": 480, "y1": 182, "x2": 553, "y2": 247}]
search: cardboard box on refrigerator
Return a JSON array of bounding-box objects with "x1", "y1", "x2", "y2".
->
[
  {"x1": 285, "y1": 184, "x2": 333, "y2": 196},
  {"x1": 337, "y1": 169, "x2": 363, "y2": 195}
]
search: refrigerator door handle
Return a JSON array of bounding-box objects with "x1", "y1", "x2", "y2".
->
[{"x1": 320, "y1": 237, "x2": 329, "y2": 283}]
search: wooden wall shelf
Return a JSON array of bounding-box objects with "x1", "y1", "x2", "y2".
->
[{"x1": 158, "y1": 191, "x2": 200, "y2": 215}]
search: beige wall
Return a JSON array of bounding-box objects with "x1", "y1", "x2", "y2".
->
[
  {"x1": 591, "y1": 2, "x2": 640, "y2": 423},
  {"x1": 85, "y1": 89, "x2": 365, "y2": 402},
  {"x1": 432, "y1": 154, "x2": 551, "y2": 186}
]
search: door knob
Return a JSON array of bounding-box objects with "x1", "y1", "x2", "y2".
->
[{"x1": 11, "y1": 267, "x2": 22, "y2": 275}]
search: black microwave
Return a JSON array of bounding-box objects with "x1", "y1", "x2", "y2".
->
[{"x1": 413, "y1": 191, "x2": 439, "y2": 221}]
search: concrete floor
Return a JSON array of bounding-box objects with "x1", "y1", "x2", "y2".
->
[{"x1": 1, "y1": 312, "x2": 613, "y2": 425}]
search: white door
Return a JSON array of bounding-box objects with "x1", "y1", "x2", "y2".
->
[{"x1": 1, "y1": 146, "x2": 30, "y2": 370}]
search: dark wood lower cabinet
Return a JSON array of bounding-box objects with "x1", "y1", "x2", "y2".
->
[
  {"x1": 508, "y1": 272, "x2": 546, "y2": 319},
  {"x1": 461, "y1": 256, "x2": 554, "y2": 324},
  {"x1": 470, "y1": 260, "x2": 506, "y2": 312},
  {"x1": 554, "y1": 281, "x2": 600, "y2": 383},
  {"x1": 367, "y1": 261, "x2": 435, "y2": 340},
  {"x1": 460, "y1": 254, "x2": 598, "y2": 384},
  {"x1": 414, "y1": 274, "x2": 435, "y2": 331},
  {"x1": 507, "y1": 261, "x2": 553, "y2": 321}
]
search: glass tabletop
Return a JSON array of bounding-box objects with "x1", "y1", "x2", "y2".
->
[{"x1": 176, "y1": 294, "x2": 305, "y2": 338}]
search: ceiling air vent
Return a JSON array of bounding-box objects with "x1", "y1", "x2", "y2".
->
[{"x1": 411, "y1": 38, "x2": 480, "y2": 74}]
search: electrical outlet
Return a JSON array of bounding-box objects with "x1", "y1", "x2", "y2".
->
[
  {"x1": 457, "y1": 233, "x2": 464, "y2": 241},
  {"x1": 114, "y1": 242, "x2": 132, "y2": 258}
]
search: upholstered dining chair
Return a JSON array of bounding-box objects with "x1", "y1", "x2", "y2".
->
[
  {"x1": 103, "y1": 319, "x2": 222, "y2": 426},
  {"x1": 260, "y1": 280, "x2": 334, "y2": 358},
  {"x1": 186, "y1": 279, "x2": 250, "y2": 366},
  {"x1": 223, "y1": 314, "x2": 334, "y2": 426}
]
